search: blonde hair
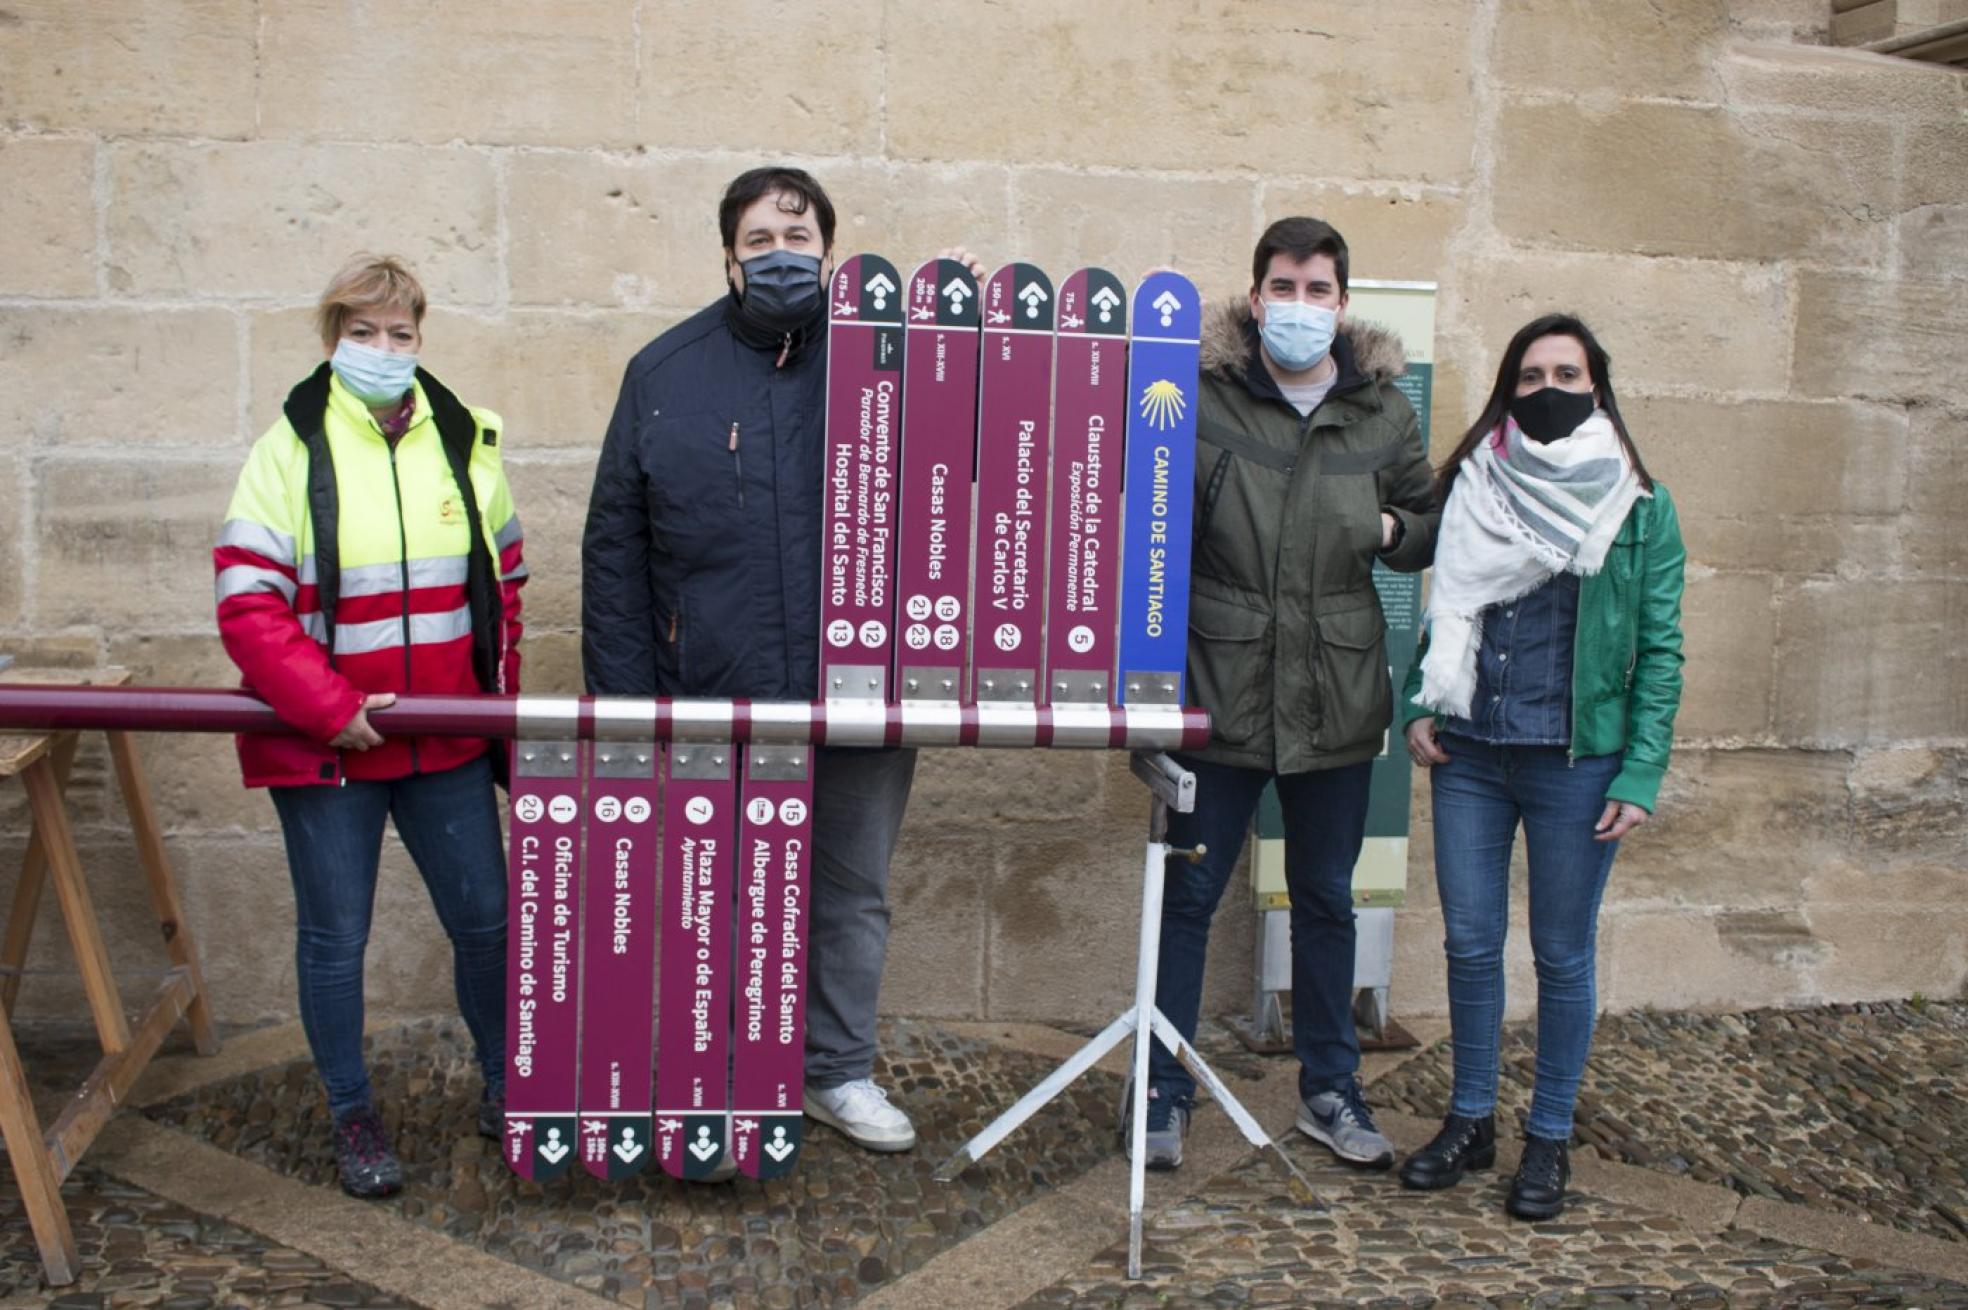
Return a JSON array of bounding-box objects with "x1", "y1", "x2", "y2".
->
[{"x1": 315, "y1": 253, "x2": 428, "y2": 350}]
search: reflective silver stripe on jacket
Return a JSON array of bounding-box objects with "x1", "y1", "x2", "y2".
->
[
  {"x1": 217, "y1": 518, "x2": 296, "y2": 565},
  {"x1": 215, "y1": 565, "x2": 297, "y2": 605},
  {"x1": 316, "y1": 604, "x2": 474, "y2": 656},
  {"x1": 334, "y1": 555, "x2": 471, "y2": 598},
  {"x1": 501, "y1": 561, "x2": 530, "y2": 583},
  {"x1": 494, "y1": 513, "x2": 524, "y2": 552}
]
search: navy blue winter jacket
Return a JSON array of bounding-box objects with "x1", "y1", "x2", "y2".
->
[{"x1": 582, "y1": 299, "x2": 827, "y2": 699}]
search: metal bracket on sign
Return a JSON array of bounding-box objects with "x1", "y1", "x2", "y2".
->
[{"x1": 1121, "y1": 671, "x2": 1182, "y2": 706}]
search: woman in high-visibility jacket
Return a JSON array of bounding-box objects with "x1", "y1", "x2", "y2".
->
[{"x1": 214, "y1": 253, "x2": 526, "y2": 1199}]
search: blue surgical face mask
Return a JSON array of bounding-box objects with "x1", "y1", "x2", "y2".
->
[
  {"x1": 331, "y1": 337, "x2": 419, "y2": 405},
  {"x1": 1259, "y1": 300, "x2": 1339, "y2": 373}
]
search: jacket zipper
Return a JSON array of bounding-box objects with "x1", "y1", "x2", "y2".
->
[
  {"x1": 387, "y1": 442, "x2": 421, "y2": 775},
  {"x1": 729, "y1": 422, "x2": 745, "y2": 509},
  {"x1": 1567, "y1": 609, "x2": 1580, "y2": 769},
  {"x1": 675, "y1": 593, "x2": 687, "y2": 686},
  {"x1": 1571, "y1": 519, "x2": 1645, "y2": 767}
]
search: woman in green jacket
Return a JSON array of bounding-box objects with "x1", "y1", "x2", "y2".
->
[{"x1": 1396, "y1": 314, "x2": 1685, "y2": 1220}]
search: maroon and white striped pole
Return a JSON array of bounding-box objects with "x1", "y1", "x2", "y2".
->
[{"x1": 0, "y1": 685, "x2": 1210, "y2": 752}]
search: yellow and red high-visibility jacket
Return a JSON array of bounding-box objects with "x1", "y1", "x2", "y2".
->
[{"x1": 214, "y1": 365, "x2": 526, "y2": 787}]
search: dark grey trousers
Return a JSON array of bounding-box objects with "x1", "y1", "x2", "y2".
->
[{"x1": 804, "y1": 746, "x2": 918, "y2": 1088}]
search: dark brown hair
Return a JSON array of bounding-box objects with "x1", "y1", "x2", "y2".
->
[
  {"x1": 1251, "y1": 216, "x2": 1349, "y2": 294},
  {"x1": 718, "y1": 167, "x2": 837, "y2": 252},
  {"x1": 1437, "y1": 313, "x2": 1653, "y2": 500}
]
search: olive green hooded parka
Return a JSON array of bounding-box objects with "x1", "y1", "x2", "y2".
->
[{"x1": 1186, "y1": 301, "x2": 1440, "y2": 774}]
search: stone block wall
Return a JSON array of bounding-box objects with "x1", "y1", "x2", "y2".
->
[{"x1": 0, "y1": 0, "x2": 1962, "y2": 1027}]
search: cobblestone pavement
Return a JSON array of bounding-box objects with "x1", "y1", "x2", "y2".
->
[
  {"x1": 1373, "y1": 1001, "x2": 1968, "y2": 1245},
  {"x1": 0, "y1": 1166, "x2": 408, "y2": 1309},
  {"x1": 1017, "y1": 1131, "x2": 1968, "y2": 1309},
  {"x1": 8, "y1": 1003, "x2": 1968, "y2": 1308},
  {"x1": 147, "y1": 1017, "x2": 1122, "y2": 1308}
]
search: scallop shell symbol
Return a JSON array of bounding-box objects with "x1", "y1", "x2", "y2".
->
[{"x1": 1140, "y1": 379, "x2": 1187, "y2": 432}]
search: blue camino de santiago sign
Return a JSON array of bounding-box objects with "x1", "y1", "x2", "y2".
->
[{"x1": 1115, "y1": 271, "x2": 1202, "y2": 706}]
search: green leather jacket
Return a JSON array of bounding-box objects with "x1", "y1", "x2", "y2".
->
[{"x1": 1400, "y1": 483, "x2": 1687, "y2": 811}]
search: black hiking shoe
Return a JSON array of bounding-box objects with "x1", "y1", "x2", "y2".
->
[
  {"x1": 477, "y1": 1089, "x2": 504, "y2": 1141},
  {"x1": 1400, "y1": 1113, "x2": 1497, "y2": 1190},
  {"x1": 333, "y1": 1106, "x2": 403, "y2": 1199},
  {"x1": 1506, "y1": 1133, "x2": 1571, "y2": 1220}
]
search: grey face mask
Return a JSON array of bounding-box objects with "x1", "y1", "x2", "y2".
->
[{"x1": 734, "y1": 249, "x2": 823, "y2": 335}]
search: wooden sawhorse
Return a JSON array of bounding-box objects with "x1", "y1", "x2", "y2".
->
[{"x1": 0, "y1": 667, "x2": 219, "y2": 1285}]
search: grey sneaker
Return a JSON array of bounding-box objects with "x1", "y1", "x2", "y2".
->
[
  {"x1": 1118, "y1": 1081, "x2": 1189, "y2": 1170},
  {"x1": 1143, "y1": 1093, "x2": 1189, "y2": 1171},
  {"x1": 1296, "y1": 1081, "x2": 1394, "y2": 1169}
]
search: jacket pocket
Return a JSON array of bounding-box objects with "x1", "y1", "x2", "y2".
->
[
  {"x1": 639, "y1": 409, "x2": 758, "y2": 568},
  {"x1": 1311, "y1": 602, "x2": 1392, "y2": 755},
  {"x1": 1187, "y1": 591, "x2": 1272, "y2": 748},
  {"x1": 1309, "y1": 471, "x2": 1386, "y2": 593}
]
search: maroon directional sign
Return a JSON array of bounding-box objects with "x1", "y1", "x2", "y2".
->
[
  {"x1": 730, "y1": 746, "x2": 813, "y2": 1179},
  {"x1": 893, "y1": 258, "x2": 982, "y2": 703},
  {"x1": 504, "y1": 742, "x2": 583, "y2": 1180},
  {"x1": 1045, "y1": 268, "x2": 1128, "y2": 704},
  {"x1": 821, "y1": 254, "x2": 905, "y2": 702},
  {"x1": 970, "y1": 263, "x2": 1055, "y2": 705},
  {"x1": 577, "y1": 743, "x2": 660, "y2": 1180},
  {"x1": 655, "y1": 745, "x2": 735, "y2": 1180}
]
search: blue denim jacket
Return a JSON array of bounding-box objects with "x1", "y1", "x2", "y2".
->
[{"x1": 1438, "y1": 572, "x2": 1578, "y2": 746}]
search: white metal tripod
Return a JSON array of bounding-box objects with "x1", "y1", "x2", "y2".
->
[{"x1": 934, "y1": 751, "x2": 1320, "y2": 1278}]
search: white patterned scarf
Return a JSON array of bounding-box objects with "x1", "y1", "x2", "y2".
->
[{"x1": 1416, "y1": 411, "x2": 1646, "y2": 718}]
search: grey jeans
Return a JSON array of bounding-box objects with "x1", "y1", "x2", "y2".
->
[{"x1": 805, "y1": 746, "x2": 918, "y2": 1088}]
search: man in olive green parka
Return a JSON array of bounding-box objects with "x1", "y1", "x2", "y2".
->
[{"x1": 1142, "y1": 218, "x2": 1439, "y2": 1172}]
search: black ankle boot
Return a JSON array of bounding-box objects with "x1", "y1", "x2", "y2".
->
[
  {"x1": 1506, "y1": 1133, "x2": 1570, "y2": 1219},
  {"x1": 1398, "y1": 1113, "x2": 1496, "y2": 1190}
]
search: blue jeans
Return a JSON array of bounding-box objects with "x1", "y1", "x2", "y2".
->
[
  {"x1": 1429, "y1": 736, "x2": 1622, "y2": 1139},
  {"x1": 805, "y1": 746, "x2": 918, "y2": 1089},
  {"x1": 1153, "y1": 756, "x2": 1372, "y2": 1104},
  {"x1": 270, "y1": 755, "x2": 507, "y2": 1116}
]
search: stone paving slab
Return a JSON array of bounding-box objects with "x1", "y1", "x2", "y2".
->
[
  {"x1": 1373, "y1": 1001, "x2": 1968, "y2": 1245},
  {"x1": 145, "y1": 1017, "x2": 1124, "y2": 1308},
  {"x1": 0, "y1": 1165, "x2": 410, "y2": 1309},
  {"x1": 1015, "y1": 1131, "x2": 1968, "y2": 1309}
]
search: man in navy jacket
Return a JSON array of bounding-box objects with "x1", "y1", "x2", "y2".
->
[{"x1": 583, "y1": 167, "x2": 976, "y2": 1157}]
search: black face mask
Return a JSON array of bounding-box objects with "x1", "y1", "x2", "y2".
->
[
  {"x1": 732, "y1": 249, "x2": 823, "y2": 338},
  {"x1": 1509, "y1": 386, "x2": 1596, "y2": 444}
]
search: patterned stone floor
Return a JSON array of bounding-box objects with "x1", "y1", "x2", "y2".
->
[
  {"x1": 146, "y1": 1017, "x2": 1123, "y2": 1308},
  {"x1": 0, "y1": 1166, "x2": 408, "y2": 1309},
  {"x1": 6, "y1": 1002, "x2": 1968, "y2": 1308},
  {"x1": 1017, "y1": 1132, "x2": 1968, "y2": 1309},
  {"x1": 1373, "y1": 1001, "x2": 1968, "y2": 1245}
]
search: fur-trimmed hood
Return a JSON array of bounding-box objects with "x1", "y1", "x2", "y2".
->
[{"x1": 1200, "y1": 297, "x2": 1408, "y2": 387}]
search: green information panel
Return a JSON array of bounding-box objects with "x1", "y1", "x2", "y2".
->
[{"x1": 1254, "y1": 282, "x2": 1436, "y2": 912}]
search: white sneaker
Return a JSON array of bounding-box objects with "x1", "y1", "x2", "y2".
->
[{"x1": 804, "y1": 1079, "x2": 917, "y2": 1152}]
